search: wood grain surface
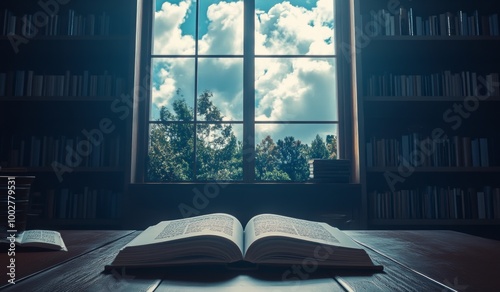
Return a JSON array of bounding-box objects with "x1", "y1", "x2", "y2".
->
[{"x1": 2, "y1": 230, "x2": 497, "y2": 291}]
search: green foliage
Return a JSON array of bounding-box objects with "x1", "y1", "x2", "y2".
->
[
  {"x1": 147, "y1": 91, "x2": 338, "y2": 181},
  {"x1": 310, "y1": 134, "x2": 330, "y2": 159},
  {"x1": 275, "y1": 136, "x2": 309, "y2": 181},
  {"x1": 326, "y1": 134, "x2": 338, "y2": 159},
  {"x1": 147, "y1": 123, "x2": 193, "y2": 181},
  {"x1": 196, "y1": 91, "x2": 243, "y2": 181},
  {"x1": 255, "y1": 135, "x2": 290, "y2": 181}
]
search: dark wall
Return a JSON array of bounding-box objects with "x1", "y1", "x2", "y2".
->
[{"x1": 124, "y1": 183, "x2": 361, "y2": 230}]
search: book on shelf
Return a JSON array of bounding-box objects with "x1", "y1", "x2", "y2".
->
[
  {"x1": 0, "y1": 69, "x2": 125, "y2": 97},
  {"x1": 366, "y1": 134, "x2": 493, "y2": 168},
  {"x1": 52, "y1": 187, "x2": 120, "y2": 220},
  {"x1": 1, "y1": 8, "x2": 111, "y2": 37},
  {"x1": 1, "y1": 134, "x2": 122, "y2": 168},
  {"x1": 370, "y1": 186, "x2": 500, "y2": 220},
  {"x1": 106, "y1": 213, "x2": 383, "y2": 271},
  {"x1": 397, "y1": 7, "x2": 409, "y2": 36},
  {"x1": 1, "y1": 230, "x2": 67, "y2": 251},
  {"x1": 479, "y1": 138, "x2": 489, "y2": 167},
  {"x1": 308, "y1": 159, "x2": 350, "y2": 183},
  {"x1": 366, "y1": 71, "x2": 500, "y2": 97},
  {"x1": 369, "y1": 7, "x2": 499, "y2": 37}
]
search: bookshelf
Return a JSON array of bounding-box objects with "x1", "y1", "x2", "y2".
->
[
  {"x1": 0, "y1": 0, "x2": 136, "y2": 229},
  {"x1": 355, "y1": 0, "x2": 500, "y2": 230}
]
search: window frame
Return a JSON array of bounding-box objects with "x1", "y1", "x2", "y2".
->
[{"x1": 131, "y1": 0, "x2": 356, "y2": 184}]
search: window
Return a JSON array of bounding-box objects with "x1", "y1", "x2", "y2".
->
[{"x1": 139, "y1": 0, "x2": 345, "y2": 182}]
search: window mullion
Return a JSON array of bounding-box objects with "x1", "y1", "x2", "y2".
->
[
  {"x1": 193, "y1": 0, "x2": 200, "y2": 180},
  {"x1": 243, "y1": 0, "x2": 255, "y2": 182}
]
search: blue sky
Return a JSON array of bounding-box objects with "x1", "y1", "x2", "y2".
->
[
  {"x1": 155, "y1": 0, "x2": 318, "y2": 37},
  {"x1": 151, "y1": 0, "x2": 337, "y2": 144}
]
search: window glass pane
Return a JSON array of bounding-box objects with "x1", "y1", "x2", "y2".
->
[
  {"x1": 255, "y1": 58, "x2": 338, "y2": 121},
  {"x1": 196, "y1": 123, "x2": 243, "y2": 180},
  {"x1": 255, "y1": 0, "x2": 335, "y2": 55},
  {"x1": 147, "y1": 123, "x2": 195, "y2": 181},
  {"x1": 255, "y1": 124, "x2": 338, "y2": 181},
  {"x1": 150, "y1": 58, "x2": 195, "y2": 121},
  {"x1": 147, "y1": 0, "x2": 339, "y2": 182},
  {"x1": 199, "y1": 0, "x2": 243, "y2": 55},
  {"x1": 197, "y1": 58, "x2": 243, "y2": 121},
  {"x1": 153, "y1": 0, "x2": 196, "y2": 55}
]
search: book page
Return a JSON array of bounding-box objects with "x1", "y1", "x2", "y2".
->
[
  {"x1": 18, "y1": 230, "x2": 68, "y2": 251},
  {"x1": 125, "y1": 213, "x2": 244, "y2": 254},
  {"x1": 244, "y1": 214, "x2": 360, "y2": 254}
]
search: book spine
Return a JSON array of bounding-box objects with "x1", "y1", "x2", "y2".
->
[{"x1": 0, "y1": 72, "x2": 6, "y2": 96}]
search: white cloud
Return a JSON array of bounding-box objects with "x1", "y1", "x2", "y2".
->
[
  {"x1": 255, "y1": 58, "x2": 337, "y2": 122},
  {"x1": 151, "y1": 66, "x2": 176, "y2": 110},
  {"x1": 197, "y1": 58, "x2": 243, "y2": 120},
  {"x1": 255, "y1": 0, "x2": 334, "y2": 55},
  {"x1": 152, "y1": 0, "x2": 336, "y2": 143},
  {"x1": 199, "y1": 2, "x2": 243, "y2": 55},
  {"x1": 151, "y1": 58, "x2": 195, "y2": 118},
  {"x1": 154, "y1": 0, "x2": 195, "y2": 54},
  {"x1": 314, "y1": 0, "x2": 335, "y2": 25}
]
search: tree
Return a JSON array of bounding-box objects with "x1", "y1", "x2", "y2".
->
[
  {"x1": 148, "y1": 90, "x2": 338, "y2": 181},
  {"x1": 255, "y1": 135, "x2": 290, "y2": 180},
  {"x1": 276, "y1": 136, "x2": 309, "y2": 181},
  {"x1": 195, "y1": 91, "x2": 242, "y2": 180},
  {"x1": 309, "y1": 134, "x2": 330, "y2": 159},
  {"x1": 326, "y1": 134, "x2": 337, "y2": 159},
  {"x1": 147, "y1": 98, "x2": 195, "y2": 181},
  {"x1": 147, "y1": 91, "x2": 242, "y2": 181}
]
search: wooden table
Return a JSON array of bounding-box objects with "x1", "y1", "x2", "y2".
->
[
  {"x1": 347, "y1": 230, "x2": 500, "y2": 292},
  {"x1": 0, "y1": 230, "x2": 136, "y2": 288},
  {"x1": 1, "y1": 230, "x2": 498, "y2": 291}
]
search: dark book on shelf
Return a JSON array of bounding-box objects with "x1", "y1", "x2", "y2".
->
[{"x1": 309, "y1": 159, "x2": 350, "y2": 183}]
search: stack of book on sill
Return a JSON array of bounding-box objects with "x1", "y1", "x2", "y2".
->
[{"x1": 309, "y1": 159, "x2": 350, "y2": 183}]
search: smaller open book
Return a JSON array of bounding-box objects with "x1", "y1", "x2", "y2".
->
[
  {"x1": 4, "y1": 230, "x2": 67, "y2": 251},
  {"x1": 107, "y1": 213, "x2": 382, "y2": 271}
]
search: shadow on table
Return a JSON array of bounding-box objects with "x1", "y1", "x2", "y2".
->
[{"x1": 102, "y1": 264, "x2": 384, "y2": 291}]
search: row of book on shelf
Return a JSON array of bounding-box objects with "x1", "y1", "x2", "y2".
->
[
  {"x1": 0, "y1": 134, "x2": 122, "y2": 168},
  {"x1": 370, "y1": 185, "x2": 500, "y2": 220},
  {"x1": 366, "y1": 135, "x2": 495, "y2": 168},
  {"x1": 2, "y1": 9, "x2": 111, "y2": 36},
  {"x1": 368, "y1": 7, "x2": 499, "y2": 36},
  {"x1": 365, "y1": 72, "x2": 500, "y2": 97},
  {"x1": 0, "y1": 70, "x2": 126, "y2": 97},
  {"x1": 30, "y1": 187, "x2": 121, "y2": 219}
]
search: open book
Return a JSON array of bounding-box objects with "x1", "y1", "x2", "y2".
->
[
  {"x1": 108, "y1": 213, "x2": 382, "y2": 270},
  {"x1": 3, "y1": 230, "x2": 67, "y2": 251}
]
